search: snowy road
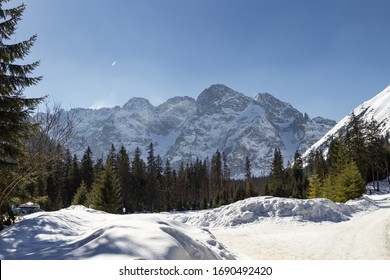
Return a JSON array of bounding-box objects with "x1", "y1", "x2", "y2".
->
[{"x1": 212, "y1": 195, "x2": 390, "y2": 259}]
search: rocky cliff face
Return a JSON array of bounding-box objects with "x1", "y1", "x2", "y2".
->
[{"x1": 66, "y1": 84, "x2": 335, "y2": 177}]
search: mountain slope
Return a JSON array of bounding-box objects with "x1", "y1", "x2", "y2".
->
[
  {"x1": 304, "y1": 85, "x2": 390, "y2": 157},
  {"x1": 66, "y1": 84, "x2": 335, "y2": 177}
]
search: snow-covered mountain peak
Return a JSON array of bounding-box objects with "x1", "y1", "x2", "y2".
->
[
  {"x1": 157, "y1": 96, "x2": 196, "y2": 113},
  {"x1": 255, "y1": 92, "x2": 289, "y2": 108},
  {"x1": 196, "y1": 84, "x2": 247, "y2": 115},
  {"x1": 255, "y1": 92, "x2": 304, "y2": 126},
  {"x1": 304, "y1": 85, "x2": 390, "y2": 157},
  {"x1": 123, "y1": 97, "x2": 154, "y2": 111}
]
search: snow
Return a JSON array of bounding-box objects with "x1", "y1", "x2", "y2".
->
[
  {"x1": 1, "y1": 182, "x2": 389, "y2": 260},
  {"x1": 304, "y1": 85, "x2": 390, "y2": 157},
  {"x1": 0, "y1": 206, "x2": 235, "y2": 260},
  {"x1": 171, "y1": 195, "x2": 379, "y2": 227}
]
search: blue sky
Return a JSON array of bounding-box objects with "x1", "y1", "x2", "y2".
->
[{"x1": 16, "y1": 0, "x2": 390, "y2": 121}]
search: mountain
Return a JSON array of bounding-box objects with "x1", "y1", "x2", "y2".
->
[
  {"x1": 303, "y1": 85, "x2": 390, "y2": 157},
  {"x1": 67, "y1": 84, "x2": 336, "y2": 177}
]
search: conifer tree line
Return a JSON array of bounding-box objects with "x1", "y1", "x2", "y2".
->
[
  {"x1": 24, "y1": 143, "x2": 265, "y2": 214},
  {"x1": 264, "y1": 113, "x2": 390, "y2": 203},
  {"x1": 306, "y1": 114, "x2": 390, "y2": 202},
  {"x1": 8, "y1": 112, "x2": 390, "y2": 217}
]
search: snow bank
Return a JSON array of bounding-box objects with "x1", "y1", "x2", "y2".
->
[
  {"x1": 0, "y1": 206, "x2": 235, "y2": 260},
  {"x1": 172, "y1": 195, "x2": 379, "y2": 228}
]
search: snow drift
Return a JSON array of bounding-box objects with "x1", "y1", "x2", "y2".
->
[
  {"x1": 172, "y1": 195, "x2": 379, "y2": 227},
  {"x1": 0, "y1": 206, "x2": 235, "y2": 260}
]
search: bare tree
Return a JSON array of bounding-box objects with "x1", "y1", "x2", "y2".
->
[{"x1": 0, "y1": 102, "x2": 82, "y2": 220}]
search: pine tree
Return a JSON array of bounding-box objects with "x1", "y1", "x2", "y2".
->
[
  {"x1": 45, "y1": 148, "x2": 66, "y2": 210},
  {"x1": 0, "y1": 1, "x2": 44, "y2": 166},
  {"x1": 365, "y1": 118, "x2": 384, "y2": 190},
  {"x1": 339, "y1": 160, "x2": 365, "y2": 202},
  {"x1": 80, "y1": 146, "x2": 94, "y2": 191},
  {"x1": 117, "y1": 145, "x2": 131, "y2": 212},
  {"x1": 267, "y1": 148, "x2": 285, "y2": 197},
  {"x1": 210, "y1": 150, "x2": 222, "y2": 196},
  {"x1": 87, "y1": 159, "x2": 121, "y2": 213},
  {"x1": 290, "y1": 150, "x2": 307, "y2": 198},
  {"x1": 131, "y1": 147, "x2": 146, "y2": 211},
  {"x1": 307, "y1": 172, "x2": 322, "y2": 199},
  {"x1": 163, "y1": 159, "x2": 174, "y2": 211},
  {"x1": 245, "y1": 156, "x2": 256, "y2": 197},
  {"x1": 94, "y1": 156, "x2": 104, "y2": 179},
  {"x1": 222, "y1": 152, "x2": 231, "y2": 190},
  {"x1": 108, "y1": 144, "x2": 117, "y2": 171},
  {"x1": 69, "y1": 154, "x2": 81, "y2": 203},
  {"x1": 345, "y1": 112, "x2": 367, "y2": 176},
  {"x1": 0, "y1": 1, "x2": 45, "y2": 226},
  {"x1": 71, "y1": 181, "x2": 88, "y2": 206},
  {"x1": 146, "y1": 143, "x2": 157, "y2": 212}
]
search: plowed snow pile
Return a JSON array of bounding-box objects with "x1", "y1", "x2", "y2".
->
[{"x1": 172, "y1": 195, "x2": 379, "y2": 227}]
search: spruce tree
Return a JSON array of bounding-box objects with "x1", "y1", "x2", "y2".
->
[
  {"x1": 245, "y1": 156, "x2": 256, "y2": 197},
  {"x1": 0, "y1": 1, "x2": 45, "y2": 226},
  {"x1": 71, "y1": 181, "x2": 88, "y2": 206},
  {"x1": 146, "y1": 143, "x2": 157, "y2": 211},
  {"x1": 339, "y1": 160, "x2": 365, "y2": 202},
  {"x1": 345, "y1": 112, "x2": 367, "y2": 176},
  {"x1": 211, "y1": 150, "x2": 222, "y2": 192},
  {"x1": 81, "y1": 146, "x2": 94, "y2": 191},
  {"x1": 117, "y1": 145, "x2": 131, "y2": 212},
  {"x1": 307, "y1": 172, "x2": 322, "y2": 199},
  {"x1": 0, "y1": 1, "x2": 44, "y2": 165},
  {"x1": 131, "y1": 147, "x2": 146, "y2": 211},
  {"x1": 163, "y1": 159, "x2": 174, "y2": 211},
  {"x1": 87, "y1": 159, "x2": 121, "y2": 213},
  {"x1": 267, "y1": 148, "x2": 285, "y2": 197},
  {"x1": 290, "y1": 150, "x2": 307, "y2": 198}
]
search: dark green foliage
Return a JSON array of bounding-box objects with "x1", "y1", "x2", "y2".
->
[
  {"x1": 211, "y1": 150, "x2": 222, "y2": 193},
  {"x1": 131, "y1": 147, "x2": 147, "y2": 212},
  {"x1": 81, "y1": 146, "x2": 94, "y2": 191},
  {"x1": 146, "y1": 143, "x2": 158, "y2": 212},
  {"x1": 266, "y1": 148, "x2": 286, "y2": 197},
  {"x1": 162, "y1": 159, "x2": 174, "y2": 211},
  {"x1": 245, "y1": 156, "x2": 256, "y2": 197},
  {"x1": 0, "y1": 1, "x2": 44, "y2": 166},
  {"x1": 307, "y1": 115, "x2": 389, "y2": 202},
  {"x1": 288, "y1": 151, "x2": 309, "y2": 198},
  {"x1": 87, "y1": 159, "x2": 121, "y2": 214},
  {"x1": 117, "y1": 145, "x2": 131, "y2": 212},
  {"x1": 0, "y1": 0, "x2": 44, "y2": 228},
  {"x1": 71, "y1": 181, "x2": 88, "y2": 206}
]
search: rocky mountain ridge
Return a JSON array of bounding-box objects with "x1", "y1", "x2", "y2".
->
[{"x1": 67, "y1": 84, "x2": 336, "y2": 177}]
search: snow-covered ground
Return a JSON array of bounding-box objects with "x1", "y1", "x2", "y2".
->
[
  {"x1": 0, "y1": 206, "x2": 234, "y2": 260},
  {"x1": 211, "y1": 194, "x2": 390, "y2": 259},
  {"x1": 1, "y1": 183, "x2": 390, "y2": 260}
]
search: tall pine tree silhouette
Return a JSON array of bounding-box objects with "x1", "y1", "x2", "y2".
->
[{"x1": 0, "y1": 1, "x2": 44, "y2": 165}]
